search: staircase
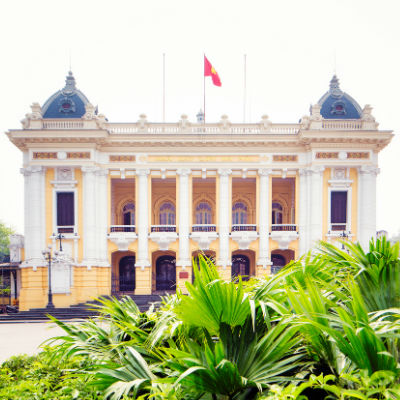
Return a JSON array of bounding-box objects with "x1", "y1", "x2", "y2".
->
[{"x1": 0, "y1": 294, "x2": 162, "y2": 323}]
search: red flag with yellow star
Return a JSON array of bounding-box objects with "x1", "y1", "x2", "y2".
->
[{"x1": 204, "y1": 55, "x2": 221, "y2": 86}]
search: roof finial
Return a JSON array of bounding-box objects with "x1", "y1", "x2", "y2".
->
[
  {"x1": 63, "y1": 71, "x2": 76, "y2": 94},
  {"x1": 329, "y1": 74, "x2": 340, "y2": 91}
]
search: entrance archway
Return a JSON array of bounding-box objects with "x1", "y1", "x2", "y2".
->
[
  {"x1": 155, "y1": 255, "x2": 176, "y2": 292},
  {"x1": 271, "y1": 249, "x2": 295, "y2": 274},
  {"x1": 231, "y1": 254, "x2": 250, "y2": 280},
  {"x1": 119, "y1": 256, "x2": 136, "y2": 292}
]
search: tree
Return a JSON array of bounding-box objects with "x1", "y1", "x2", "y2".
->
[{"x1": 0, "y1": 221, "x2": 15, "y2": 262}]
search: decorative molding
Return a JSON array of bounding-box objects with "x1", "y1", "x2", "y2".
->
[
  {"x1": 347, "y1": 152, "x2": 369, "y2": 159},
  {"x1": 270, "y1": 231, "x2": 299, "y2": 250},
  {"x1": 190, "y1": 232, "x2": 218, "y2": 251},
  {"x1": 273, "y1": 155, "x2": 298, "y2": 162},
  {"x1": 316, "y1": 152, "x2": 339, "y2": 159},
  {"x1": 230, "y1": 231, "x2": 258, "y2": 250},
  {"x1": 149, "y1": 232, "x2": 178, "y2": 251},
  {"x1": 67, "y1": 152, "x2": 90, "y2": 159},
  {"x1": 110, "y1": 155, "x2": 136, "y2": 162},
  {"x1": 108, "y1": 233, "x2": 137, "y2": 251},
  {"x1": 147, "y1": 155, "x2": 260, "y2": 163},
  {"x1": 33, "y1": 152, "x2": 57, "y2": 159}
]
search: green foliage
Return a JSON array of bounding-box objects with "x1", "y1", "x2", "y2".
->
[
  {"x1": 0, "y1": 350, "x2": 100, "y2": 399},
  {"x1": 4, "y1": 238, "x2": 400, "y2": 399},
  {"x1": 0, "y1": 220, "x2": 14, "y2": 262}
]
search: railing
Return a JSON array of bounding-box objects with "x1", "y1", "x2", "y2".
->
[
  {"x1": 322, "y1": 120, "x2": 362, "y2": 130},
  {"x1": 111, "y1": 276, "x2": 135, "y2": 294},
  {"x1": 192, "y1": 224, "x2": 217, "y2": 232},
  {"x1": 271, "y1": 224, "x2": 297, "y2": 232},
  {"x1": 43, "y1": 121, "x2": 84, "y2": 129},
  {"x1": 110, "y1": 225, "x2": 136, "y2": 233},
  {"x1": 329, "y1": 223, "x2": 348, "y2": 232},
  {"x1": 106, "y1": 122, "x2": 300, "y2": 135},
  {"x1": 231, "y1": 224, "x2": 257, "y2": 232},
  {"x1": 57, "y1": 226, "x2": 75, "y2": 234},
  {"x1": 151, "y1": 225, "x2": 176, "y2": 232}
]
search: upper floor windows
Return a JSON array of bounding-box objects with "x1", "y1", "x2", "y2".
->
[
  {"x1": 232, "y1": 202, "x2": 248, "y2": 225},
  {"x1": 272, "y1": 202, "x2": 283, "y2": 225},
  {"x1": 330, "y1": 191, "x2": 347, "y2": 230},
  {"x1": 122, "y1": 202, "x2": 135, "y2": 225},
  {"x1": 195, "y1": 202, "x2": 212, "y2": 224},
  {"x1": 57, "y1": 192, "x2": 75, "y2": 233},
  {"x1": 159, "y1": 202, "x2": 176, "y2": 225}
]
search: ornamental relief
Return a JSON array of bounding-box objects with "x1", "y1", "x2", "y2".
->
[
  {"x1": 347, "y1": 152, "x2": 369, "y2": 159},
  {"x1": 110, "y1": 155, "x2": 136, "y2": 162},
  {"x1": 67, "y1": 152, "x2": 90, "y2": 159},
  {"x1": 146, "y1": 155, "x2": 260, "y2": 163},
  {"x1": 272, "y1": 155, "x2": 298, "y2": 162},
  {"x1": 33, "y1": 152, "x2": 57, "y2": 159},
  {"x1": 316, "y1": 152, "x2": 339, "y2": 159}
]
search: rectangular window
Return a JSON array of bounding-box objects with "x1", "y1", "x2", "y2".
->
[
  {"x1": 57, "y1": 192, "x2": 74, "y2": 232},
  {"x1": 330, "y1": 191, "x2": 347, "y2": 230}
]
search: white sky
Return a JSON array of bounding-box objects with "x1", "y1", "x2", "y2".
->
[{"x1": 0, "y1": 0, "x2": 399, "y2": 235}]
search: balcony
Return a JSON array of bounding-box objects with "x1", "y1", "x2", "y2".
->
[
  {"x1": 230, "y1": 224, "x2": 258, "y2": 250},
  {"x1": 57, "y1": 225, "x2": 76, "y2": 234},
  {"x1": 149, "y1": 225, "x2": 178, "y2": 250},
  {"x1": 270, "y1": 224, "x2": 298, "y2": 249},
  {"x1": 190, "y1": 225, "x2": 218, "y2": 250},
  {"x1": 271, "y1": 224, "x2": 297, "y2": 232},
  {"x1": 329, "y1": 223, "x2": 348, "y2": 232},
  {"x1": 192, "y1": 224, "x2": 217, "y2": 232},
  {"x1": 108, "y1": 226, "x2": 137, "y2": 251},
  {"x1": 110, "y1": 225, "x2": 136, "y2": 233},
  {"x1": 151, "y1": 225, "x2": 177, "y2": 232},
  {"x1": 231, "y1": 224, "x2": 257, "y2": 232}
]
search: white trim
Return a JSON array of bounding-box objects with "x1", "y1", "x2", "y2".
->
[{"x1": 327, "y1": 187, "x2": 352, "y2": 233}]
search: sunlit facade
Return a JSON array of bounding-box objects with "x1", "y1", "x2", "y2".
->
[{"x1": 6, "y1": 72, "x2": 393, "y2": 310}]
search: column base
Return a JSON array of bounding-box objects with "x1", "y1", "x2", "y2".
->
[
  {"x1": 257, "y1": 257, "x2": 272, "y2": 269},
  {"x1": 176, "y1": 259, "x2": 192, "y2": 268}
]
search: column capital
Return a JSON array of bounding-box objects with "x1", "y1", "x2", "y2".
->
[
  {"x1": 217, "y1": 168, "x2": 232, "y2": 176},
  {"x1": 310, "y1": 166, "x2": 325, "y2": 175},
  {"x1": 20, "y1": 166, "x2": 45, "y2": 176},
  {"x1": 258, "y1": 168, "x2": 272, "y2": 177},
  {"x1": 177, "y1": 168, "x2": 191, "y2": 177},
  {"x1": 136, "y1": 168, "x2": 150, "y2": 177},
  {"x1": 299, "y1": 168, "x2": 312, "y2": 176},
  {"x1": 359, "y1": 165, "x2": 380, "y2": 176},
  {"x1": 95, "y1": 168, "x2": 109, "y2": 177},
  {"x1": 81, "y1": 166, "x2": 99, "y2": 174}
]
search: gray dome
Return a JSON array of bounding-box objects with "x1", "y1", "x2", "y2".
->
[
  {"x1": 317, "y1": 75, "x2": 362, "y2": 119},
  {"x1": 42, "y1": 72, "x2": 90, "y2": 119}
]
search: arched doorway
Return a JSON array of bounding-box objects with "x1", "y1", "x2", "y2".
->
[
  {"x1": 270, "y1": 249, "x2": 295, "y2": 274},
  {"x1": 156, "y1": 255, "x2": 176, "y2": 291},
  {"x1": 119, "y1": 256, "x2": 136, "y2": 292},
  {"x1": 231, "y1": 254, "x2": 250, "y2": 281}
]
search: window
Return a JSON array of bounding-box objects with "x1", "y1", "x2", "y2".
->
[
  {"x1": 232, "y1": 202, "x2": 247, "y2": 225},
  {"x1": 272, "y1": 202, "x2": 283, "y2": 224},
  {"x1": 195, "y1": 202, "x2": 212, "y2": 224},
  {"x1": 57, "y1": 192, "x2": 74, "y2": 233},
  {"x1": 159, "y1": 202, "x2": 175, "y2": 225},
  {"x1": 330, "y1": 191, "x2": 347, "y2": 230},
  {"x1": 122, "y1": 202, "x2": 135, "y2": 225}
]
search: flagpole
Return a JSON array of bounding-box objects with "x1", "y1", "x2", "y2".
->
[
  {"x1": 163, "y1": 53, "x2": 166, "y2": 123},
  {"x1": 203, "y1": 53, "x2": 206, "y2": 124},
  {"x1": 243, "y1": 54, "x2": 247, "y2": 123}
]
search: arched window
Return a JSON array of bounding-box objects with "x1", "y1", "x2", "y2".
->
[
  {"x1": 272, "y1": 202, "x2": 283, "y2": 224},
  {"x1": 232, "y1": 202, "x2": 247, "y2": 225},
  {"x1": 159, "y1": 202, "x2": 175, "y2": 225},
  {"x1": 195, "y1": 202, "x2": 212, "y2": 224},
  {"x1": 122, "y1": 202, "x2": 135, "y2": 225}
]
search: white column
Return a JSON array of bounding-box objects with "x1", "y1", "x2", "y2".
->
[
  {"x1": 309, "y1": 166, "x2": 325, "y2": 248},
  {"x1": 257, "y1": 169, "x2": 271, "y2": 267},
  {"x1": 82, "y1": 166, "x2": 98, "y2": 266},
  {"x1": 96, "y1": 168, "x2": 109, "y2": 266},
  {"x1": 21, "y1": 166, "x2": 46, "y2": 268},
  {"x1": 217, "y1": 169, "x2": 232, "y2": 267},
  {"x1": 358, "y1": 166, "x2": 378, "y2": 250},
  {"x1": 136, "y1": 169, "x2": 151, "y2": 268},
  {"x1": 298, "y1": 168, "x2": 310, "y2": 255},
  {"x1": 177, "y1": 169, "x2": 191, "y2": 268}
]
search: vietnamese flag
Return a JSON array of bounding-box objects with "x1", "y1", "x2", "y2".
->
[{"x1": 204, "y1": 55, "x2": 221, "y2": 86}]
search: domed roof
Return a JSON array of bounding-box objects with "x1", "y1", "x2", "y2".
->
[
  {"x1": 42, "y1": 72, "x2": 90, "y2": 119},
  {"x1": 317, "y1": 75, "x2": 362, "y2": 119}
]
